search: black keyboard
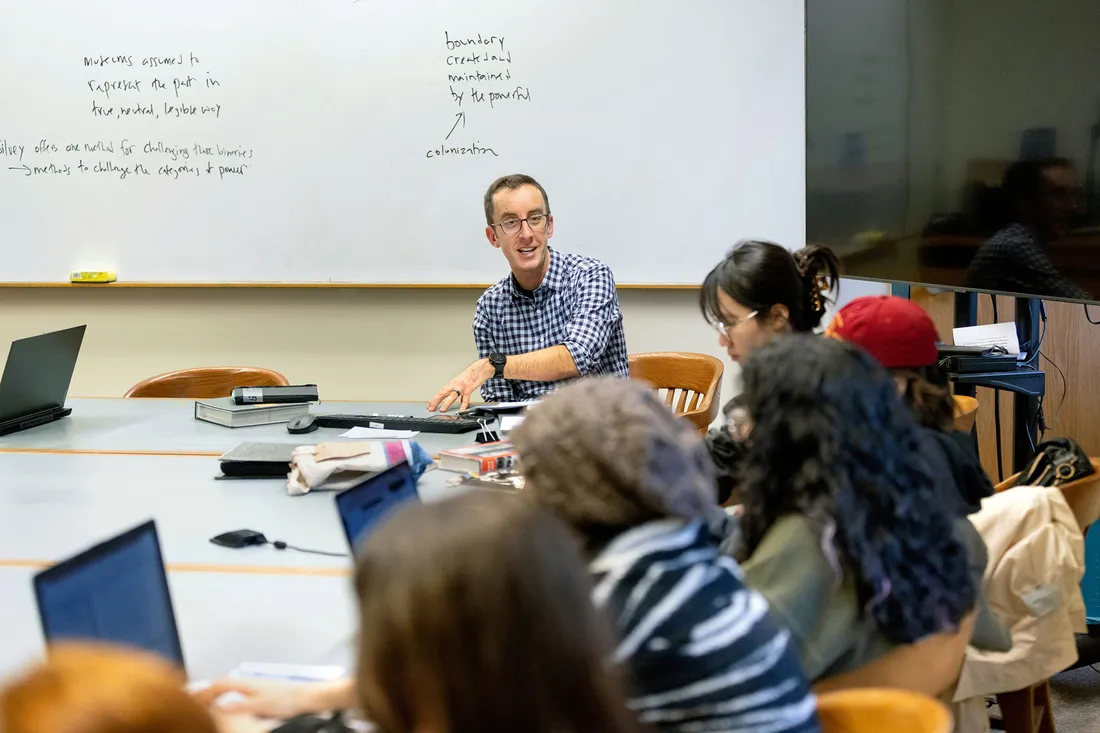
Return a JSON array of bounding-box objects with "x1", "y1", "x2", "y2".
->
[{"x1": 311, "y1": 413, "x2": 482, "y2": 434}]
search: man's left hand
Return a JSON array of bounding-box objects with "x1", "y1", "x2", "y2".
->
[{"x1": 428, "y1": 359, "x2": 495, "y2": 412}]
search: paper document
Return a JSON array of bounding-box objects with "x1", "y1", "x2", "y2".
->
[
  {"x1": 340, "y1": 427, "x2": 419, "y2": 439},
  {"x1": 228, "y1": 662, "x2": 346, "y2": 683},
  {"x1": 499, "y1": 415, "x2": 525, "y2": 432},
  {"x1": 479, "y1": 400, "x2": 538, "y2": 412},
  {"x1": 952, "y1": 322, "x2": 1021, "y2": 356}
]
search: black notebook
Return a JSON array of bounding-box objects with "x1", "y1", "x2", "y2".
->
[{"x1": 218, "y1": 442, "x2": 297, "y2": 478}]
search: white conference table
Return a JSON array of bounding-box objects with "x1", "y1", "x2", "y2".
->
[
  {"x1": 0, "y1": 398, "x2": 479, "y2": 455},
  {"x1": 0, "y1": 397, "x2": 492, "y2": 682},
  {"x1": 0, "y1": 566, "x2": 357, "y2": 683}
]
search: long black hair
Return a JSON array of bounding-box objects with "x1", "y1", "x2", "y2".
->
[
  {"x1": 700, "y1": 240, "x2": 841, "y2": 333},
  {"x1": 737, "y1": 334, "x2": 975, "y2": 644}
]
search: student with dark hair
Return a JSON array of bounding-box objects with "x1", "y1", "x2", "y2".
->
[
  {"x1": 200, "y1": 493, "x2": 640, "y2": 733},
  {"x1": 964, "y1": 157, "x2": 1089, "y2": 300},
  {"x1": 699, "y1": 240, "x2": 841, "y2": 364},
  {"x1": 734, "y1": 335, "x2": 978, "y2": 682},
  {"x1": 824, "y1": 295, "x2": 1010, "y2": 652},
  {"x1": 511, "y1": 377, "x2": 820, "y2": 733},
  {"x1": 352, "y1": 494, "x2": 638, "y2": 733},
  {"x1": 698, "y1": 239, "x2": 841, "y2": 503}
]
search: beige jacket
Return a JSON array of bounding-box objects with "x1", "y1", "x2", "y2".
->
[{"x1": 954, "y1": 485, "x2": 1085, "y2": 702}]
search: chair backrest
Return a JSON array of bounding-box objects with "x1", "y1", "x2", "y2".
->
[
  {"x1": 994, "y1": 457, "x2": 1100, "y2": 531},
  {"x1": 124, "y1": 367, "x2": 290, "y2": 399},
  {"x1": 952, "y1": 394, "x2": 979, "y2": 433},
  {"x1": 815, "y1": 688, "x2": 952, "y2": 733},
  {"x1": 628, "y1": 352, "x2": 723, "y2": 434},
  {"x1": 813, "y1": 612, "x2": 976, "y2": 700}
]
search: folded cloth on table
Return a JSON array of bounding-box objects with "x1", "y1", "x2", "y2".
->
[{"x1": 287, "y1": 440, "x2": 433, "y2": 496}]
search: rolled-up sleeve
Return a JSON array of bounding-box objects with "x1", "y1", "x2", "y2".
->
[
  {"x1": 562, "y1": 264, "x2": 621, "y2": 375},
  {"x1": 474, "y1": 299, "x2": 512, "y2": 403}
]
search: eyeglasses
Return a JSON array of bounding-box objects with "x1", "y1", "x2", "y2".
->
[
  {"x1": 715, "y1": 310, "x2": 758, "y2": 337},
  {"x1": 494, "y1": 213, "x2": 548, "y2": 235}
]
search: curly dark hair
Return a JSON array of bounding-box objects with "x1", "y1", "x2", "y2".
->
[{"x1": 737, "y1": 334, "x2": 976, "y2": 644}]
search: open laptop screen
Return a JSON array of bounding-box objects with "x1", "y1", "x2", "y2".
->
[
  {"x1": 336, "y1": 462, "x2": 419, "y2": 553},
  {"x1": 33, "y1": 520, "x2": 184, "y2": 668}
]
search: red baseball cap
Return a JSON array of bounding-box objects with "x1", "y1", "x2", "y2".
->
[{"x1": 824, "y1": 295, "x2": 939, "y2": 368}]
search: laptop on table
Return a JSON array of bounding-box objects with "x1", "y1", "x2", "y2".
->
[
  {"x1": 0, "y1": 324, "x2": 86, "y2": 437},
  {"x1": 33, "y1": 519, "x2": 186, "y2": 670},
  {"x1": 335, "y1": 461, "x2": 420, "y2": 553}
]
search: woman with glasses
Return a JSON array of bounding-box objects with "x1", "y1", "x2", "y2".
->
[
  {"x1": 698, "y1": 240, "x2": 841, "y2": 504},
  {"x1": 700, "y1": 240, "x2": 840, "y2": 365}
]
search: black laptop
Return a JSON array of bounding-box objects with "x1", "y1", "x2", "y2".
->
[
  {"x1": 335, "y1": 462, "x2": 420, "y2": 553},
  {"x1": 0, "y1": 324, "x2": 86, "y2": 436},
  {"x1": 33, "y1": 519, "x2": 186, "y2": 669}
]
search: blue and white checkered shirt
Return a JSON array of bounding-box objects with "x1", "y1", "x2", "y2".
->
[{"x1": 474, "y1": 248, "x2": 630, "y2": 402}]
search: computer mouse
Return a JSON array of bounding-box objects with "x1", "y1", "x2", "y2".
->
[{"x1": 287, "y1": 414, "x2": 319, "y2": 434}]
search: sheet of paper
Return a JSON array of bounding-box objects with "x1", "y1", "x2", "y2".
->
[
  {"x1": 499, "y1": 414, "x2": 525, "y2": 432},
  {"x1": 228, "y1": 662, "x2": 347, "y2": 683},
  {"x1": 478, "y1": 400, "x2": 538, "y2": 411},
  {"x1": 339, "y1": 427, "x2": 419, "y2": 439},
  {"x1": 952, "y1": 322, "x2": 1021, "y2": 356}
]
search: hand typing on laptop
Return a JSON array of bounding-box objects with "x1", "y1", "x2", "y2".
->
[{"x1": 195, "y1": 679, "x2": 355, "y2": 721}]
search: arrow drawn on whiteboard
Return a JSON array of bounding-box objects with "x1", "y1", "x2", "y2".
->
[
  {"x1": 8, "y1": 165, "x2": 31, "y2": 176},
  {"x1": 446, "y1": 112, "x2": 466, "y2": 141}
]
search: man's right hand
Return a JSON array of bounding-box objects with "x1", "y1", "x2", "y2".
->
[{"x1": 427, "y1": 359, "x2": 495, "y2": 412}]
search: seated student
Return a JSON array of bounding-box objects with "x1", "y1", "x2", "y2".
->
[
  {"x1": 734, "y1": 335, "x2": 978, "y2": 682},
  {"x1": 823, "y1": 295, "x2": 1010, "y2": 652},
  {"x1": 510, "y1": 377, "x2": 820, "y2": 733},
  {"x1": 428, "y1": 174, "x2": 629, "y2": 412},
  {"x1": 698, "y1": 240, "x2": 841, "y2": 503},
  {"x1": 201, "y1": 493, "x2": 639, "y2": 733},
  {"x1": 0, "y1": 642, "x2": 250, "y2": 733}
]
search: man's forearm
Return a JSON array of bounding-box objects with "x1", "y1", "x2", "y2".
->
[{"x1": 502, "y1": 344, "x2": 579, "y2": 382}]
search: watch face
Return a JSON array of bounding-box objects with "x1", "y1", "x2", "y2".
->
[{"x1": 490, "y1": 353, "x2": 506, "y2": 365}]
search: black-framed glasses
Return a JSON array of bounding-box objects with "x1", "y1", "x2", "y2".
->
[{"x1": 494, "y1": 213, "x2": 548, "y2": 235}]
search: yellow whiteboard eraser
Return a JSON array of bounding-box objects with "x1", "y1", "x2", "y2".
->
[{"x1": 69, "y1": 271, "x2": 117, "y2": 283}]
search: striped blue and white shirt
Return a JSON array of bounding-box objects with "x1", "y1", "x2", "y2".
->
[{"x1": 590, "y1": 520, "x2": 820, "y2": 733}]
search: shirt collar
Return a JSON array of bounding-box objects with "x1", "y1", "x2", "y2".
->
[{"x1": 509, "y1": 246, "x2": 561, "y2": 299}]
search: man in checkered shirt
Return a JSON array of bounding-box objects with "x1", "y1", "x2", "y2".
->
[
  {"x1": 964, "y1": 158, "x2": 1091, "y2": 300},
  {"x1": 428, "y1": 174, "x2": 629, "y2": 411}
]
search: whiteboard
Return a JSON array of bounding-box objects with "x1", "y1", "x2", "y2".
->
[{"x1": 0, "y1": 0, "x2": 804, "y2": 285}]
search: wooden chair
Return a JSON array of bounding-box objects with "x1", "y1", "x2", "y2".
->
[
  {"x1": 628, "y1": 352, "x2": 723, "y2": 434},
  {"x1": 815, "y1": 688, "x2": 952, "y2": 733},
  {"x1": 953, "y1": 394, "x2": 979, "y2": 433},
  {"x1": 124, "y1": 367, "x2": 290, "y2": 399},
  {"x1": 814, "y1": 613, "x2": 976, "y2": 700}
]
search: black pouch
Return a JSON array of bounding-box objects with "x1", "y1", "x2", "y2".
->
[{"x1": 1013, "y1": 437, "x2": 1095, "y2": 488}]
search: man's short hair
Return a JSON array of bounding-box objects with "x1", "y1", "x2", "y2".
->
[
  {"x1": 1001, "y1": 157, "x2": 1072, "y2": 203},
  {"x1": 483, "y1": 174, "x2": 551, "y2": 225}
]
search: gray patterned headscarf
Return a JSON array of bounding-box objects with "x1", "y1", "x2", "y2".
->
[{"x1": 511, "y1": 377, "x2": 720, "y2": 531}]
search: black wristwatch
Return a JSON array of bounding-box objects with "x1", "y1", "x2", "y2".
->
[{"x1": 488, "y1": 352, "x2": 507, "y2": 379}]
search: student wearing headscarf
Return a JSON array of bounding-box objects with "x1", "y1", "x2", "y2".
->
[{"x1": 510, "y1": 377, "x2": 820, "y2": 733}]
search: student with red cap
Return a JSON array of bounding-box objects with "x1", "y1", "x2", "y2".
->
[{"x1": 826, "y1": 295, "x2": 1010, "y2": 652}]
